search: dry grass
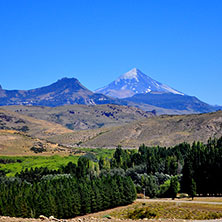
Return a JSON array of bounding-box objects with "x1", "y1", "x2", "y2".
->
[
  {"x1": 48, "y1": 127, "x2": 110, "y2": 146},
  {"x1": 0, "y1": 108, "x2": 73, "y2": 139},
  {"x1": 192, "y1": 197, "x2": 222, "y2": 203},
  {"x1": 79, "y1": 111, "x2": 222, "y2": 148},
  {"x1": 0, "y1": 130, "x2": 75, "y2": 156},
  {"x1": 107, "y1": 201, "x2": 222, "y2": 220},
  {"x1": 2, "y1": 104, "x2": 151, "y2": 131},
  {"x1": 2, "y1": 106, "x2": 222, "y2": 149}
]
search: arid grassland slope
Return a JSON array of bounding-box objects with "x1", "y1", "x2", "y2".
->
[
  {"x1": 2, "y1": 104, "x2": 153, "y2": 130},
  {"x1": 0, "y1": 130, "x2": 73, "y2": 156},
  {"x1": 0, "y1": 108, "x2": 72, "y2": 138},
  {"x1": 1, "y1": 105, "x2": 222, "y2": 150},
  {"x1": 0, "y1": 105, "x2": 152, "y2": 155},
  {"x1": 49, "y1": 111, "x2": 222, "y2": 148},
  {"x1": 0, "y1": 109, "x2": 74, "y2": 155}
]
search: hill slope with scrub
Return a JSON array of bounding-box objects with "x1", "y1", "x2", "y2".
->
[{"x1": 50, "y1": 111, "x2": 222, "y2": 148}]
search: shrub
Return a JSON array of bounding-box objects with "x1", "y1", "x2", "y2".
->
[{"x1": 127, "y1": 207, "x2": 158, "y2": 219}]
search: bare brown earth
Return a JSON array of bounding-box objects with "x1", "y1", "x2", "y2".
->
[{"x1": 52, "y1": 111, "x2": 222, "y2": 148}]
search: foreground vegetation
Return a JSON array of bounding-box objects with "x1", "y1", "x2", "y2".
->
[
  {"x1": 0, "y1": 136, "x2": 222, "y2": 219},
  {"x1": 0, "y1": 156, "x2": 136, "y2": 218}
]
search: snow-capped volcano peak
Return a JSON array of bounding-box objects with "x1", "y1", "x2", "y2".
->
[
  {"x1": 120, "y1": 68, "x2": 139, "y2": 80},
  {"x1": 95, "y1": 68, "x2": 184, "y2": 98},
  {"x1": 116, "y1": 68, "x2": 146, "y2": 84}
]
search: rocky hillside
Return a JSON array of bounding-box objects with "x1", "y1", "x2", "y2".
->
[
  {"x1": 0, "y1": 108, "x2": 72, "y2": 139},
  {"x1": 0, "y1": 130, "x2": 74, "y2": 156},
  {"x1": 3, "y1": 104, "x2": 154, "y2": 130},
  {"x1": 50, "y1": 111, "x2": 222, "y2": 148},
  {"x1": 0, "y1": 109, "x2": 75, "y2": 155}
]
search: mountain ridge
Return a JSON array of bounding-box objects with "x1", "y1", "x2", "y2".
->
[
  {"x1": 0, "y1": 77, "x2": 124, "y2": 107},
  {"x1": 123, "y1": 92, "x2": 220, "y2": 114}
]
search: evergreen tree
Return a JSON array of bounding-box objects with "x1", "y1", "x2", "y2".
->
[
  {"x1": 169, "y1": 176, "x2": 180, "y2": 200},
  {"x1": 190, "y1": 179, "x2": 196, "y2": 200}
]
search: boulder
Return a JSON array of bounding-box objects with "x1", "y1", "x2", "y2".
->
[
  {"x1": 49, "y1": 215, "x2": 60, "y2": 221},
  {"x1": 39, "y1": 215, "x2": 48, "y2": 220}
]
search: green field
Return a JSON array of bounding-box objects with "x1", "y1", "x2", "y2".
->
[
  {"x1": 0, "y1": 148, "x2": 115, "y2": 177},
  {"x1": 0, "y1": 155, "x2": 79, "y2": 176}
]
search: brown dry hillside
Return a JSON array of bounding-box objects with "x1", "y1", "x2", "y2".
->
[
  {"x1": 0, "y1": 109, "x2": 74, "y2": 155},
  {"x1": 50, "y1": 111, "x2": 222, "y2": 148},
  {"x1": 0, "y1": 108, "x2": 73, "y2": 139},
  {"x1": 0, "y1": 130, "x2": 73, "y2": 156},
  {"x1": 2, "y1": 104, "x2": 153, "y2": 130}
]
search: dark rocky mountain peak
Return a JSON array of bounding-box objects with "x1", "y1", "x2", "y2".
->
[
  {"x1": 0, "y1": 77, "x2": 124, "y2": 107},
  {"x1": 28, "y1": 77, "x2": 92, "y2": 96},
  {"x1": 54, "y1": 77, "x2": 88, "y2": 91}
]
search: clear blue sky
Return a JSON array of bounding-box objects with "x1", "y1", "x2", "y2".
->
[{"x1": 0, "y1": 0, "x2": 222, "y2": 105}]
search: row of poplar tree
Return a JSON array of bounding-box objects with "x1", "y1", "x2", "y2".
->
[{"x1": 104, "y1": 136, "x2": 222, "y2": 198}]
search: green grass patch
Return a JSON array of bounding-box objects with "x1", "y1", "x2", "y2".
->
[
  {"x1": 0, "y1": 155, "x2": 79, "y2": 177},
  {"x1": 0, "y1": 148, "x2": 116, "y2": 177}
]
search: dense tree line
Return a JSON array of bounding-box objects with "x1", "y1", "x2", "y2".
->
[
  {"x1": 0, "y1": 157, "x2": 136, "y2": 218},
  {"x1": 107, "y1": 137, "x2": 222, "y2": 198},
  {"x1": 0, "y1": 175, "x2": 136, "y2": 218},
  {"x1": 182, "y1": 138, "x2": 222, "y2": 197}
]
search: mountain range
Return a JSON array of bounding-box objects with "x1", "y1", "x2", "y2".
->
[{"x1": 0, "y1": 69, "x2": 221, "y2": 114}]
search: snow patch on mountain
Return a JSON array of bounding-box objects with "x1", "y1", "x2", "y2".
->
[
  {"x1": 119, "y1": 68, "x2": 139, "y2": 82},
  {"x1": 161, "y1": 84, "x2": 184, "y2": 95},
  {"x1": 95, "y1": 68, "x2": 184, "y2": 98}
]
